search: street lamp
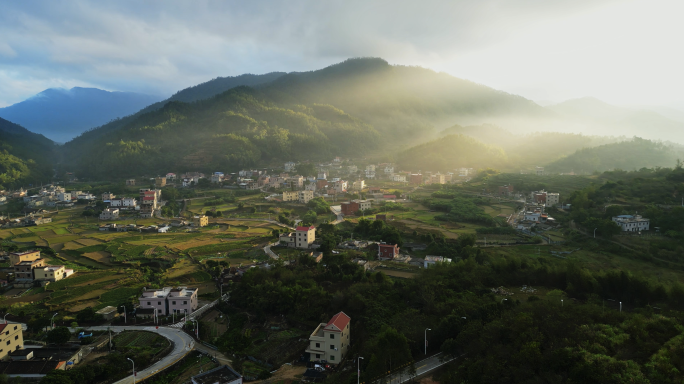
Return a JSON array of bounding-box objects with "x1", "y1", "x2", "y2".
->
[
  {"x1": 120, "y1": 305, "x2": 126, "y2": 323},
  {"x1": 594, "y1": 228, "x2": 598, "y2": 238},
  {"x1": 3, "y1": 313, "x2": 9, "y2": 324},
  {"x1": 51, "y1": 313, "x2": 58, "y2": 330},
  {"x1": 620, "y1": 302, "x2": 622, "y2": 313},
  {"x1": 424, "y1": 328, "x2": 431, "y2": 355},
  {"x1": 561, "y1": 299, "x2": 564, "y2": 307},
  {"x1": 357, "y1": 356, "x2": 364, "y2": 384},
  {"x1": 127, "y1": 358, "x2": 135, "y2": 384}
]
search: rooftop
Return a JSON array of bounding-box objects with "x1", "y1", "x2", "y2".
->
[
  {"x1": 0, "y1": 360, "x2": 63, "y2": 375},
  {"x1": 325, "y1": 311, "x2": 351, "y2": 332},
  {"x1": 296, "y1": 225, "x2": 315, "y2": 231},
  {"x1": 191, "y1": 365, "x2": 242, "y2": 384}
]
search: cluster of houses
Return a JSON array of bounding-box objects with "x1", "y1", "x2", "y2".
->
[
  {"x1": 8, "y1": 185, "x2": 96, "y2": 211},
  {"x1": 8, "y1": 250, "x2": 74, "y2": 289},
  {"x1": 99, "y1": 188, "x2": 162, "y2": 220}
]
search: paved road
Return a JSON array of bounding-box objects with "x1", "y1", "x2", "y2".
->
[
  {"x1": 87, "y1": 326, "x2": 195, "y2": 384},
  {"x1": 373, "y1": 352, "x2": 462, "y2": 384},
  {"x1": 330, "y1": 205, "x2": 343, "y2": 224},
  {"x1": 263, "y1": 241, "x2": 280, "y2": 259}
]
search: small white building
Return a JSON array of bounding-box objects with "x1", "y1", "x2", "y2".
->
[
  {"x1": 546, "y1": 193, "x2": 560, "y2": 207},
  {"x1": 612, "y1": 215, "x2": 650, "y2": 232},
  {"x1": 424, "y1": 255, "x2": 452, "y2": 268},
  {"x1": 57, "y1": 192, "x2": 72, "y2": 202}
]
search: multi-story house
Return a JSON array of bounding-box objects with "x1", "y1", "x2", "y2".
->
[
  {"x1": 410, "y1": 174, "x2": 423, "y2": 185},
  {"x1": 9, "y1": 251, "x2": 41, "y2": 266},
  {"x1": 102, "y1": 192, "x2": 116, "y2": 201},
  {"x1": 384, "y1": 165, "x2": 394, "y2": 174},
  {"x1": 296, "y1": 226, "x2": 316, "y2": 249},
  {"x1": 14, "y1": 259, "x2": 46, "y2": 285},
  {"x1": 110, "y1": 199, "x2": 123, "y2": 208},
  {"x1": 138, "y1": 287, "x2": 198, "y2": 316},
  {"x1": 34, "y1": 265, "x2": 73, "y2": 283},
  {"x1": 306, "y1": 312, "x2": 351, "y2": 364},
  {"x1": 126, "y1": 179, "x2": 136, "y2": 186},
  {"x1": 0, "y1": 323, "x2": 24, "y2": 360},
  {"x1": 347, "y1": 165, "x2": 358, "y2": 174},
  {"x1": 99, "y1": 208, "x2": 119, "y2": 220},
  {"x1": 331, "y1": 180, "x2": 348, "y2": 194},
  {"x1": 282, "y1": 191, "x2": 298, "y2": 202},
  {"x1": 122, "y1": 197, "x2": 137, "y2": 208},
  {"x1": 193, "y1": 215, "x2": 209, "y2": 227},
  {"x1": 351, "y1": 180, "x2": 365, "y2": 191},
  {"x1": 289, "y1": 176, "x2": 304, "y2": 189},
  {"x1": 284, "y1": 162, "x2": 296, "y2": 172},
  {"x1": 546, "y1": 193, "x2": 560, "y2": 207},
  {"x1": 155, "y1": 177, "x2": 167, "y2": 188},
  {"x1": 298, "y1": 190, "x2": 314, "y2": 204},
  {"x1": 317, "y1": 172, "x2": 327, "y2": 180},
  {"x1": 391, "y1": 174, "x2": 407, "y2": 182},
  {"x1": 57, "y1": 192, "x2": 71, "y2": 202}
]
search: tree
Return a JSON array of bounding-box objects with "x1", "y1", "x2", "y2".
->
[
  {"x1": 295, "y1": 163, "x2": 317, "y2": 177},
  {"x1": 237, "y1": 202, "x2": 245, "y2": 210},
  {"x1": 46, "y1": 327, "x2": 71, "y2": 345}
]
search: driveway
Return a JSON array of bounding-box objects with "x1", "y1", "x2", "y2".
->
[{"x1": 87, "y1": 325, "x2": 195, "y2": 384}]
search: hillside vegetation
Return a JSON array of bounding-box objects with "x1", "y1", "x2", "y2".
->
[
  {"x1": 397, "y1": 134, "x2": 507, "y2": 171},
  {"x1": 62, "y1": 58, "x2": 551, "y2": 178},
  {"x1": 0, "y1": 117, "x2": 55, "y2": 188},
  {"x1": 67, "y1": 90, "x2": 379, "y2": 178},
  {"x1": 546, "y1": 138, "x2": 684, "y2": 173}
]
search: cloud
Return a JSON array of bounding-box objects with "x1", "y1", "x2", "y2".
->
[{"x1": 0, "y1": 0, "x2": 675, "y2": 108}]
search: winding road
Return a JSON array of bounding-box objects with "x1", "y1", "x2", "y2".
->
[{"x1": 87, "y1": 326, "x2": 195, "y2": 384}]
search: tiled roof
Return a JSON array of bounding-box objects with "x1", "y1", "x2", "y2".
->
[
  {"x1": 325, "y1": 311, "x2": 350, "y2": 332},
  {"x1": 296, "y1": 226, "x2": 314, "y2": 231}
]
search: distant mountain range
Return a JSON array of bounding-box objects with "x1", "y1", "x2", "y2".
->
[
  {"x1": 5, "y1": 58, "x2": 684, "y2": 179},
  {"x1": 0, "y1": 88, "x2": 163, "y2": 143}
]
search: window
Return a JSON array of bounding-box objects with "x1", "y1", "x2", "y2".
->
[
  {"x1": 158, "y1": 309, "x2": 162, "y2": 313},
  {"x1": 172, "y1": 301, "x2": 176, "y2": 305},
  {"x1": 329, "y1": 334, "x2": 334, "y2": 339},
  {"x1": 12, "y1": 326, "x2": 16, "y2": 330},
  {"x1": 14, "y1": 336, "x2": 17, "y2": 340},
  {"x1": 316, "y1": 354, "x2": 321, "y2": 359},
  {"x1": 330, "y1": 355, "x2": 335, "y2": 361},
  {"x1": 6, "y1": 341, "x2": 9, "y2": 345},
  {"x1": 316, "y1": 343, "x2": 320, "y2": 348},
  {"x1": 184, "y1": 301, "x2": 187, "y2": 304},
  {"x1": 330, "y1": 345, "x2": 335, "y2": 350},
  {"x1": 158, "y1": 301, "x2": 162, "y2": 305},
  {"x1": 4, "y1": 331, "x2": 8, "y2": 336},
  {"x1": 147, "y1": 302, "x2": 151, "y2": 305}
]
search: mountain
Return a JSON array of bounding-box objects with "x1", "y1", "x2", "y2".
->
[
  {"x1": 545, "y1": 137, "x2": 684, "y2": 174},
  {"x1": 396, "y1": 134, "x2": 508, "y2": 172},
  {"x1": 0, "y1": 117, "x2": 55, "y2": 188},
  {"x1": 66, "y1": 72, "x2": 288, "y2": 147},
  {"x1": 0, "y1": 88, "x2": 163, "y2": 142},
  {"x1": 546, "y1": 97, "x2": 684, "y2": 144},
  {"x1": 440, "y1": 124, "x2": 622, "y2": 168},
  {"x1": 61, "y1": 58, "x2": 555, "y2": 179}
]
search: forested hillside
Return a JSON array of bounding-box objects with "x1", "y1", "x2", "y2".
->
[
  {"x1": 396, "y1": 134, "x2": 508, "y2": 171},
  {"x1": 0, "y1": 117, "x2": 55, "y2": 188},
  {"x1": 66, "y1": 89, "x2": 379, "y2": 178},
  {"x1": 441, "y1": 124, "x2": 622, "y2": 169},
  {"x1": 545, "y1": 138, "x2": 684, "y2": 173},
  {"x1": 62, "y1": 58, "x2": 554, "y2": 178}
]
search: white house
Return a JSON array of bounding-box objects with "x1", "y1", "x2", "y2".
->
[
  {"x1": 524, "y1": 212, "x2": 541, "y2": 222},
  {"x1": 122, "y1": 197, "x2": 137, "y2": 208},
  {"x1": 384, "y1": 165, "x2": 394, "y2": 174},
  {"x1": 57, "y1": 192, "x2": 72, "y2": 202},
  {"x1": 391, "y1": 174, "x2": 407, "y2": 182},
  {"x1": 612, "y1": 215, "x2": 650, "y2": 232}
]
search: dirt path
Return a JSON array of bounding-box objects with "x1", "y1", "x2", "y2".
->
[{"x1": 251, "y1": 364, "x2": 306, "y2": 384}]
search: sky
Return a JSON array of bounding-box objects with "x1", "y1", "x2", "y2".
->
[{"x1": 1, "y1": 0, "x2": 683, "y2": 109}]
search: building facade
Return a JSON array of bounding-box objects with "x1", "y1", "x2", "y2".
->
[
  {"x1": 612, "y1": 215, "x2": 650, "y2": 232},
  {"x1": 378, "y1": 243, "x2": 400, "y2": 260},
  {"x1": 305, "y1": 312, "x2": 351, "y2": 364},
  {"x1": 0, "y1": 323, "x2": 24, "y2": 360},
  {"x1": 296, "y1": 226, "x2": 316, "y2": 249}
]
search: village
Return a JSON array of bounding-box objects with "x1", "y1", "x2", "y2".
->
[{"x1": 0, "y1": 156, "x2": 659, "y2": 383}]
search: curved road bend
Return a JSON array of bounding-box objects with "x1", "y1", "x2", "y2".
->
[{"x1": 87, "y1": 326, "x2": 195, "y2": 384}]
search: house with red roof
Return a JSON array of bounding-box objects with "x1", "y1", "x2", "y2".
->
[
  {"x1": 295, "y1": 225, "x2": 316, "y2": 249},
  {"x1": 305, "y1": 311, "x2": 351, "y2": 364}
]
